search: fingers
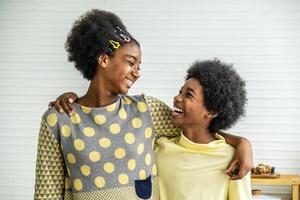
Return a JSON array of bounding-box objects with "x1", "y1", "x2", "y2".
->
[
  {"x1": 228, "y1": 163, "x2": 252, "y2": 180},
  {"x1": 68, "y1": 92, "x2": 78, "y2": 103},
  {"x1": 61, "y1": 96, "x2": 74, "y2": 116},
  {"x1": 226, "y1": 159, "x2": 238, "y2": 174},
  {"x1": 48, "y1": 101, "x2": 55, "y2": 109},
  {"x1": 54, "y1": 97, "x2": 64, "y2": 113}
]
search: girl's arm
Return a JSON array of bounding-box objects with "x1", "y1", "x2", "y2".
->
[{"x1": 219, "y1": 131, "x2": 253, "y2": 180}]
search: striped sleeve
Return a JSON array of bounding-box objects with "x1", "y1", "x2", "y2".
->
[
  {"x1": 145, "y1": 96, "x2": 181, "y2": 138},
  {"x1": 34, "y1": 119, "x2": 65, "y2": 200}
]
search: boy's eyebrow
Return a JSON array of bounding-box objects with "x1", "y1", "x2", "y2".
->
[{"x1": 186, "y1": 87, "x2": 196, "y2": 94}]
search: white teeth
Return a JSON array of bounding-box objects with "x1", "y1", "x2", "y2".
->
[
  {"x1": 173, "y1": 106, "x2": 183, "y2": 113},
  {"x1": 126, "y1": 79, "x2": 133, "y2": 87}
]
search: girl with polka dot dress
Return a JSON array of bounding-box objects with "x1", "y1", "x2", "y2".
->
[{"x1": 34, "y1": 9, "x2": 253, "y2": 200}]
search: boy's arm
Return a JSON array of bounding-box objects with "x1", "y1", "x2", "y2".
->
[
  {"x1": 219, "y1": 131, "x2": 253, "y2": 180},
  {"x1": 145, "y1": 96, "x2": 181, "y2": 138},
  {"x1": 48, "y1": 92, "x2": 78, "y2": 116},
  {"x1": 34, "y1": 119, "x2": 65, "y2": 199}
]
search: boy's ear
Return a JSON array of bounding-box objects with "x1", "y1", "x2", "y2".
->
[
  {"x1": 207, "y1": 111, "x2": 218, "y2": 119},
  {"x1": 97, "y1": 54, "x2": 110, "y2": 68}
]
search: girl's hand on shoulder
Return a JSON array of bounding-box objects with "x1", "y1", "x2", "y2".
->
[
  {"x1": 226, "y1": 138, "x2": 253, "y2": 180},
  {"x1": 48, "y1": 92, "x2": 78, "y2": 116}
]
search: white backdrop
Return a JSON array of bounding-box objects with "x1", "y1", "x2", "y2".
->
[{"x1": 0, "y1": 0, "x2": 299, "y2": 199}]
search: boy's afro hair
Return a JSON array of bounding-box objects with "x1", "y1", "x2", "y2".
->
[{"x1": 186, "y1": 58, "x2": 247, "y2": 133}]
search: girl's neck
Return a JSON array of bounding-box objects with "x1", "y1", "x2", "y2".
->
[
  {"x1": 182, "y1": 126, "x2": 215, "y2": 144},
  {"x1": 77, "y1": 77, "x2": 119, "y2": 107}
]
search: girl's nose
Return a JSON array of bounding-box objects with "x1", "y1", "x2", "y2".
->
[{"x1": 131, "y1": 66, "x2": 140, "y2": 78}]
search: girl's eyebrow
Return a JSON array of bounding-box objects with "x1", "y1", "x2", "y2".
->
[{"x1": 125, "y1": 55, "x2": 141, "y2": 64}]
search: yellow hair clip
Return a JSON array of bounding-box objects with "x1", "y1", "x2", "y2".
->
[{"x1": 109, "y1": 40, "x2": 121, "y2": 49}]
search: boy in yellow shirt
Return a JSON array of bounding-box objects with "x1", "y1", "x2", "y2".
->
[{"x1": 156, "y1": 58, "x2": 251, "y2": 200}]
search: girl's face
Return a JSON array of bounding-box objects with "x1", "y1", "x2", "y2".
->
[
  {"x1": 102, "y1": 42, "x2": 142, "y2": 95},
  {"x1": 172, "y1": 78, "x2": 212, "y2": 129}
]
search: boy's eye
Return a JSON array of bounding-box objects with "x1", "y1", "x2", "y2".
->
[{"x1": 187, "y1": 92, "x2": 193, "y2": 97}]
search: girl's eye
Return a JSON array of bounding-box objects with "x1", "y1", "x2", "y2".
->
[{"x1": 127, "y1": 61, "x2": 134, "y2": 66}]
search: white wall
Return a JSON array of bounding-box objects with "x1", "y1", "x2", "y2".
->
[{"x1": 0, "y1": 0, "x2": 299, "y2": 199}]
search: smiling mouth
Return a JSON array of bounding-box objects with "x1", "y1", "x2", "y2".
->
[
  {"x1": 125, "y1": 78, "x2": 134, "y2": 87},
  {"x1": 173, "y1": 106, "x2": 183, "y2": 115}
]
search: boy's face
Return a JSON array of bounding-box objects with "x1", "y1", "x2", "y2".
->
[{"x1": 172, "y1": 78, "x2": 213, "y2": 130}]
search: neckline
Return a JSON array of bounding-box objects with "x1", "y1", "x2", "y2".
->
[
  {"x1": 73, "y1": 95, "x2": 121, "y2": 110},
  {"x1": 177, "y1": 132, "x2": 226, "y2": 151}
]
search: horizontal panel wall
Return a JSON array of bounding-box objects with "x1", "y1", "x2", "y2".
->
[{"x1": 0, "y1": 0, "x2": 299, "y2": 199}]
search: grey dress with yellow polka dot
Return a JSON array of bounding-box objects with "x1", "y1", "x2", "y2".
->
[{"x1": 34, "y1": 94, "x2": 180, "y2": 200}]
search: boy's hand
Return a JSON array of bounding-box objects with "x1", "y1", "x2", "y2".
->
[
  {"x1": 226, "y1": 138, "x2": 253, "y2": 180},
  {"x1": 48, "y1": 92, "x2": 78, "y2": 116}
]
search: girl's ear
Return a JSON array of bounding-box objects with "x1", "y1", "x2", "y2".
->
[{"x1": 97, "y1": 54, "x2": 110, "y2": 68}]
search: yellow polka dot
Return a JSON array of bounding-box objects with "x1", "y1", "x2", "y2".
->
[
  {"x1": 137, "y1": 102, "x2": 148, "y2": 112},
  {"x1": 118, "y1": 108, "x2": 127, "y2": 119},
  {"x1": 122, "y1": 97, "x2": 132, "y2": 105},
  {"x1": 95, "y1": 176, "x2": 106, "y2": 188},
  {"x1": 128, "y1": 159, "x2": 136, "y2": 171},
  {"x1": 106, "y1": 103, "x2": 116, "y2": 112},
  {"x1": 65, "y1": 177, "x2": 71, "y2": 189},
  {"x1": 144, "y1": 127, "x2": 152, "y2": 139},
  {"x1": 74, "y1": 139, "x2": 85, "y2": 151},
  {"x1": 124, "y1": 132, "x2": 135, "y2": 144},
  {"x1": 47, "y1": 113, "x2": 57, "y2": 127},
  {"x1": 152, "y1": 164, "x2": 157, "y2": 176},
  {"x1": 80, "y1": 165, "x2": 91, "y2": 176},
  {"x1": 89, "y1": 151, "x2": 101, "y2": 162},
  {"x1": 94, "y1": 115, "x2": 106, "y2": 125},
  {"x1": 81, "y1": 106, "x2": 91, "y2": 113},
  {"x1": 74, "y1": 179, "x2": 83, "y2": 191},
  {"x1": 132, "y1": 117, "x2": 142, "y2": 128},
  {"x1": 104, "y1": 162, "x2": 115, "y2": 173},
  {"x1": 118, "y1": 173, "x2": 129, "y2": 185},
  {"x1": 139, "y1": 170, "x2": 147, "y2": 180},
  {"x1": 114, "y1": 148, "x2": 126, "y2": 159},
  {"x1": 71, "y1": 113, "x2": 81, "y2": 124},
  {"x1": 145, "y1": 153, "x2": 151, "y2": 165},
  {"x1": 67, "y1": 153, "x2": 76, "y2": 164},
  {"x1": 61, "y1": 125, "x2": 71, "y2": 137},
  {"x1": 137, "y1": 143, "x2": 145, "y2": 155},
  {"x1": 83, "y1": 127, "x2": 95, "y2": 137},
  {"x1": 99, "y1": 138, "x2": 111, "y2": 148},
  {"x1": 110, "y1": 123, "x2": 120, "y2": 134}
]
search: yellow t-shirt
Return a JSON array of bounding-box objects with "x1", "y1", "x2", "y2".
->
[{"x1": 155, "y1": 133, "x2": 251, "y2": 200}]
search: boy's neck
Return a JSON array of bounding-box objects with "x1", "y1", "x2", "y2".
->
[{"x1": 182, "y1": 126, "x2": 215, "y2": 144}]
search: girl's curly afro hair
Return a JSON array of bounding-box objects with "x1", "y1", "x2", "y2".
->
[
  {"x1": 186, "y1": 58, "x2": 247, "y2": 133},
  {"x1": 65, "y1": 9, "x2": 131, "y2": 80}
]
